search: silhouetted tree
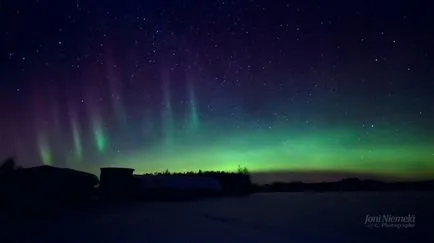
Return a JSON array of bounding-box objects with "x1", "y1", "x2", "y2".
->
[
  {"x1": 0, "y1": 157, "x2": 17, "y2": 178},
  {"x1": 237, "y1": 165, "x2": 249, "y2": 175}
]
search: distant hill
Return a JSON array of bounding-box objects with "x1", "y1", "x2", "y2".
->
[{"x1": 255, "y1": 177, "x2": 434, "y2": 192}]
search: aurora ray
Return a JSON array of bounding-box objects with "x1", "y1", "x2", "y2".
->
[
  {"x1": 161, "y1": 70, "x2": 174, "y2": 146},
  {"x1": 71, "y1": 116, "x2": 83, "y2": 160},
  {"x1": 37, "y1": 133, "x2": 52, "y2": 166},
  {"x1": 91, "y1": 113, "x2": 108, "y2": 153},
  {"x1": 106, "y1": 48, "x2": 128, "y2": 128},
  {"x1": 187, "y1": 76, "x2": 200, "y2": 130}
]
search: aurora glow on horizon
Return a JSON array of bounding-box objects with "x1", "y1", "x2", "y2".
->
[{"x1": 1, "y1": 1, "x2": 433, "y2": 183}]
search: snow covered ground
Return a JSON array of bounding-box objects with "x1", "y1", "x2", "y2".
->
[{"x1": 2, "y1": 192, "x2": 433, "y2": 243}]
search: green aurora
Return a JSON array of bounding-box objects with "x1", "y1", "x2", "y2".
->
[{"x1": 79, "y1": 126, "x2": 434, "y2": 181}]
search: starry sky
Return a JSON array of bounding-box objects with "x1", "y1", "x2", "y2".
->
[{"x1": 1, "y1": 0, "x2": 434, "y2": 183}]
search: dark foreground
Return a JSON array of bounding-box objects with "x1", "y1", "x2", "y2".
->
[{"x1": 1, "y1": 192, "x2": 433, "y2": 243}]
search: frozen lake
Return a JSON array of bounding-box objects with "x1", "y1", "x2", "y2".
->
[{"x1": 2, "y1": 192, "x2": 433, "y2": 243}]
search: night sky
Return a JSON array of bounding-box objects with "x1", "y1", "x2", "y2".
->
[{"x1": 1, "y1": 0, "x2": 434, "y2": 183}]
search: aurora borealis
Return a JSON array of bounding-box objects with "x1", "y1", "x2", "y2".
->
[{"x1": 1, "y1": 0, "x2": 434, "y2": 183}]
